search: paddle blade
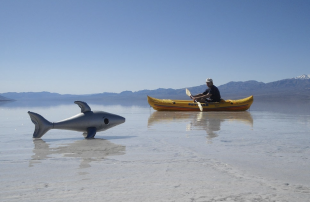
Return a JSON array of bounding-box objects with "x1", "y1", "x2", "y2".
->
[
  {"x1": 197, "y1": 102, "x2": 203, "y2": 111},
  {"x1": 185, "y1": 88, "x2": 192, "y2": 97}
]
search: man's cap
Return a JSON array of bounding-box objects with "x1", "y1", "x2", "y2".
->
[{"x1": 206, "y1": 78, "x2": 213, "y2": 83}]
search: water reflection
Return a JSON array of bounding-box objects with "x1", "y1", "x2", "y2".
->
[
  {"x1": 30, "y1": 139, "x2": 126, "y2": 169},
  {"x1": 190, "y1": 111, "x2": 253, "y2": 143},
  {"x1": 148, "y1": 111, "x2": 253, "y2": 143},
  {"x1": 0, "y1": 100, "x2": 14, "y2": 107},
  {"x1": 0, "y1": 99, "x2": 149, "y2": 108}
]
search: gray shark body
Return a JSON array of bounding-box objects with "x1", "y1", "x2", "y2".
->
[{"x1": 28, "y1": 101, "x2": 125, "y2": 139}]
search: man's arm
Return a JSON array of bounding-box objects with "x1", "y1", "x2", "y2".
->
[
  {"x1": 193, "y1": 93, "x2": 211, "y2": 99},
  {"x1": 192, "y1": 93, "x2": 204, "y2": 97},
  {"x1": 192, "y1": 93, "x2": 212, "y2": 101}
]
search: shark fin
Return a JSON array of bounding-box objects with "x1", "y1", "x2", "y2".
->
[
  {"x1": 28, "y1": 111, "x2": 53, "y2": 138},
  {"x1": 86, "y1": 127, "x2": 97, "y2": 139},
  {"x1": 74, "y1": 101, "x2": 91, "y2": 113}
]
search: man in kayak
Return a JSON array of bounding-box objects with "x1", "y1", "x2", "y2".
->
[{"x1": 191, "y1": 78, "x2": 221, "y2": 103}]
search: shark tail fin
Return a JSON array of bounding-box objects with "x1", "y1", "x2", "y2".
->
[{"x1": 28, "y1": 111, "x2": 53, "y2": 138}]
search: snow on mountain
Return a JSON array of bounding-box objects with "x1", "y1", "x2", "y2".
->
[{"x1": 294, "y1": 74, "x2": 310, "y2": 79}]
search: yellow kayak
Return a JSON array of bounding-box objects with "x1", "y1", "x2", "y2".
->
[{"x1": 147, "y1": 95, "x2": 254, "y2": 111}]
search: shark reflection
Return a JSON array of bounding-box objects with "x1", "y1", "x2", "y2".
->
[
  {"x1": 148, "y1": 111, "x2": 253, "y2": 143},
  {"x1": 30, "y1": 139, "x2": 126, "y2": 168}
]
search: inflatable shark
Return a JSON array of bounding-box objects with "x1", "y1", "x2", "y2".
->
[{"x1": 28, "y1": 101, "x2": 125, "y2": 139}]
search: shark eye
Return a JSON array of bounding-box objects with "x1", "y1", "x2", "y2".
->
[{"x1": 104, "y1": 118, "x2": 109, "y2": 125}]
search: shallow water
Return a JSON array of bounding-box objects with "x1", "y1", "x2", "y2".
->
[{"x1": 1, "y1": 100, "x2": 310, "y2": 201}]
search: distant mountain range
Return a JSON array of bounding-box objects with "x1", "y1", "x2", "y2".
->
[
  {"x1": 0, "y1": 95, "x2": 12, "y2": 101},
  {"x1": 1, "y1": 74, "x2": 310, "y2": 102}
]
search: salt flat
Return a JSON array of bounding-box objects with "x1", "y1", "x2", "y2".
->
[{"x1": 0, "y1": 101, "x2": 310, "y2": 201}]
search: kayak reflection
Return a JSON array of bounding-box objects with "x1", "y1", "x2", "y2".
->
[
  {"x1": 148, "y1": 111, "x2": 253, "y2": 143},
  {"x1": 29, "y1": 139, "x2": 126, "y2": 168}
]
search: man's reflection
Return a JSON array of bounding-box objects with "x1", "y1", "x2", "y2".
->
[
  {"x1": 148, "y1": 111, "x2": 253, "y2": 143},
  {"x1": 30, "y1": 139, "x2": 126, "y2": 168},
  {"x1": 191, "y1": 112, "x2": 224, "y2": 143}
]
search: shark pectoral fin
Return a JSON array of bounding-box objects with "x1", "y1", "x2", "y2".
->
[
  {"x1": 74, "y1": 101, "x2": 91, "y2": 113},
  {"x1": 86, "y1": 127, "x2": 97, "y2": 139}
]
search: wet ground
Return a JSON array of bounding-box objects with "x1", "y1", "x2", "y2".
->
[{"x1": 1, "y1": 100, "x2": 310, "y2": 201}]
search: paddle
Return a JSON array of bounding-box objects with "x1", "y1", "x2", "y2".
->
[{"x1": 186, "y1": 88, "x2": 203, "y2": 111}]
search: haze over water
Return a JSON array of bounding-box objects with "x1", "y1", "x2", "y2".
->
[{"x1": 1, "y1": 100, "x2": 310, "y2": 201}]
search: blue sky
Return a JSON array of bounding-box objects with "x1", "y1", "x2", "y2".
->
[{"x1": 1, "y1": 0, "x2": 309, "y2": 94}]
